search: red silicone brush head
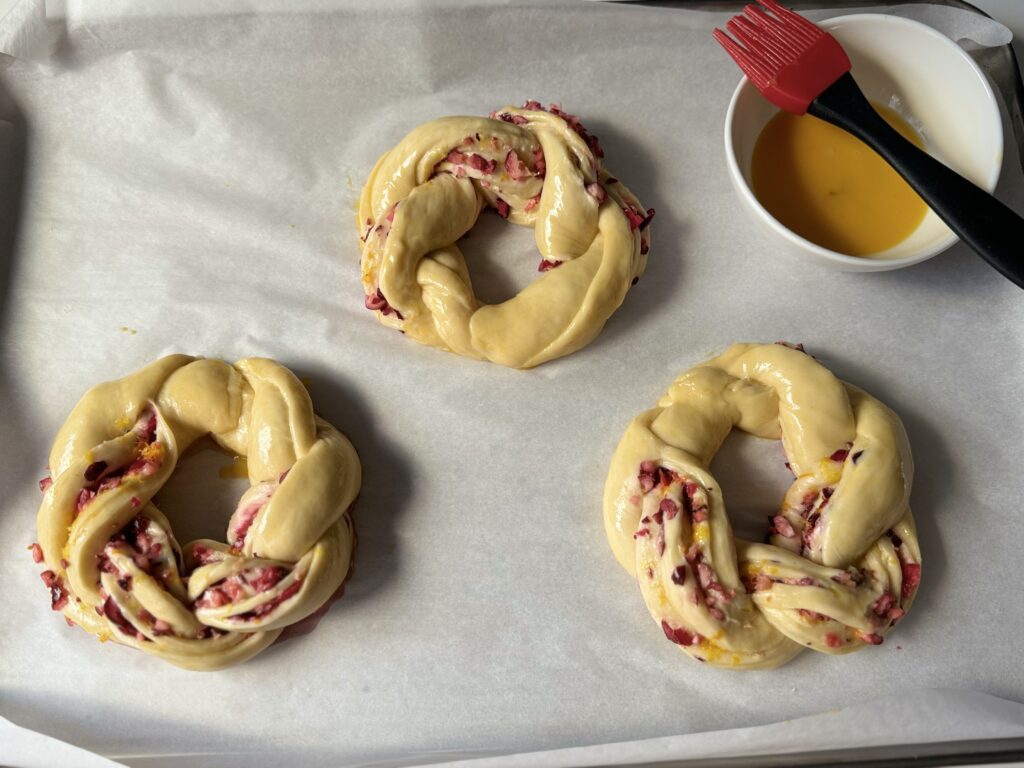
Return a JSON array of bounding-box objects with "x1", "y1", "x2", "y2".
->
[{"x1": 713, "y1": 0, "x2": 851, "y2": 115}]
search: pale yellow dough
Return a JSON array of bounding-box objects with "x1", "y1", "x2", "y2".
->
[
  {"x1": 35, "y1": 356, "x2": 361, "y2": 671},
  {"x1": 603, "y1": 343, "x2": 921, "y2": 669},
  {"x1": 357, "y1": 104, "x2": 652, "y2": 368}
]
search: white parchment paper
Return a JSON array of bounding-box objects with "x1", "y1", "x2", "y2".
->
[
  {"x1": 1, "y1": 1, "x2": 1023, "y2": 765},
  {"x1": 0, "y1": 0, "x2": 44, "y2": 63}
]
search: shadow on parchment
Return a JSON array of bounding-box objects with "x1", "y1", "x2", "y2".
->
[{"x1": 0, "y1": 61, "x2": 33, "y2": 485}]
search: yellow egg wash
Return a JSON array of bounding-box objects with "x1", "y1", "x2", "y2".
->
[
  {"x1": 218, "y1": 455, "x2": 249, "y2": 479},
  {"x1": 751, "y1": 103, "x2": 927, "y2": 256}
]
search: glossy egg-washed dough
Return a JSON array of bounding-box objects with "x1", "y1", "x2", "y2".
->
[
  {"x1": 357, "y1": 103, "x2": 653, "y2": 368},
  {"x1": 35, "y1": 356, "x2": 361, "y2": 671},
  {"x1": 604, "y1": 343, "x2": 921, "y2": 669}
]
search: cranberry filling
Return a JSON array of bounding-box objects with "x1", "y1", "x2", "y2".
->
[
  {"x1": 802, "y1": 510, "x2": 822, "y2": 548},
  {"x1": 661, "y1": 620, "x2": 701, "y2": 647},
  {"x1": 623, "y1": 204, "x2": 656, "y2": 231},
  {"x1": 84, "y1": 460, "x2": 108, "y2": 481},
  {"x1": 830, "y1": 569, "x2": 862, "y2": 588},
  {"x1": 466, "y1": 153, "x2": 497, "y2": 174},
  {"x1": 798, "y1": 609, "x2": 829, "y2": 623},
  {"x1": 138, "y1": 609, "x2": 173, "y2": 637},
  {"x1": 872, "y1": 592, "x2": 896, "y2": 615},
  {"x1": 871, "y1": 591, "x2": 905, "y2": 624},
  {"x1": 886, "y1": 530, "x2": 921, "y2": 601},
  {"x1": 195, "y1": 565, "x2": 297, "y2": 621},
  {"x1": 73, "y1": 412, "x2": 162, "y2": 518},
  {"x1": 532, "y1": 147, "x2": 546, "y2": 177},
  {"x1": 494, "y1": 112, "x2": 528, "y2": 125},
  {"x1": 230, "y1": 503, "x2": 261, "y2": 550},
  {"x1": 659, "y1": 498, "x2": 678, "y2": 520},
  {"x1": 771, "y1": 514, "x2": 796, "y2": 539},
  {"x1": 829, "y1": 448, "x2": 850, "y2": 463},
  {"x1": 101, "y1": 595, "x2": 139, "y2": 638},
  {"x1": 742, "y1": 572, "x2": 775, "y2": 593},
  {"x1": 191, "y1": 544, "x2": 220, "y2": 566},
  {"x1": 364, "y1": 288, "x2": 404, "y2": 320},
  {"x1": 249, "y1": 566, "x2": 288, "y2": 593},
  {"x1": 119, "y1": 516, "x2": 163, "y2": 570},
  {"x1": 782, "y1": 576, "x2": 816, "y2": 587},
  {"x1": 900, "y1": 562, "x2": 921, "y2": 600},
  {"x1": 195, "y1": 586, "x2": 230, "y2": 609},
  {"x1": 635, "y1": 463, "x2": 733, "y2": 618},
  {"x1": 504, "y1": 150, "x2": 530, "y2": 180},
  {"x1": 41, "y1": 570, "x2": 68, "y2": 610},
  {"x1": 98, "y1": 513, "x2": 178, "y2": 599},
  {"x1": 585, "y1": 182, "x2": 607, "y2": 204},
  {"x1": 228, "y1": 483, "x2": 282, "y2": 550},
  {"x1": 229, "y1": 578, "x2": 303, "y2": 622}
]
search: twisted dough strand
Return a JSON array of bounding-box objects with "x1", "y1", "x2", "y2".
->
[
  {"x1": 35, "y1": 356, "x2": 360, "y2": 671},
  {"x1": 604, "y1": 343, "x2": 921, "y2": 668}
]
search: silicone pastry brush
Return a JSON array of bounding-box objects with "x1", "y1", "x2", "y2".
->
[{"x1": 713, "y1": 0, "x2": 1024, "y2": 289}]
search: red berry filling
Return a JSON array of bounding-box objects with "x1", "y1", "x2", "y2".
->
[
  {"x1": 41, "y1": 570, "x2": 68, "y2": 610},
  {"x1": 661, "y1": 620, "x2": 701, "y2": 647}
]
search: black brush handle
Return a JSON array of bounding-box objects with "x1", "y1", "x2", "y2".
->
[{"x1": 809, "y1": 72, "x2": 1024, "y2": 290}]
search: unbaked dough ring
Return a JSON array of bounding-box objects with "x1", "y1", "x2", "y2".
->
[
  {"x1": 603, "y1": 343, "x2": 921, "y2": 669},
  {"x1": 357, "y1": 101, "x2": 654, "y2": 369},
  {"x1": 34, "y1": 355, "x2": 361, "y2": 671}
]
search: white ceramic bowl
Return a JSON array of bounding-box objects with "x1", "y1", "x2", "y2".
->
[{"x1": 723, "y1": 13, "x2": 1003, "y2": 271}]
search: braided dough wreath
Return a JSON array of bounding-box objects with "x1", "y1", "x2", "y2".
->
[
  {"x1": 604, "y1": 343, "x2": 921, "y2": 669},
  {"x1": 32, "y1": 355, "x2": 360, "y2": 671},
  {"x1": 357, "y1": 101, "x2": 654, "y2": 369}
]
